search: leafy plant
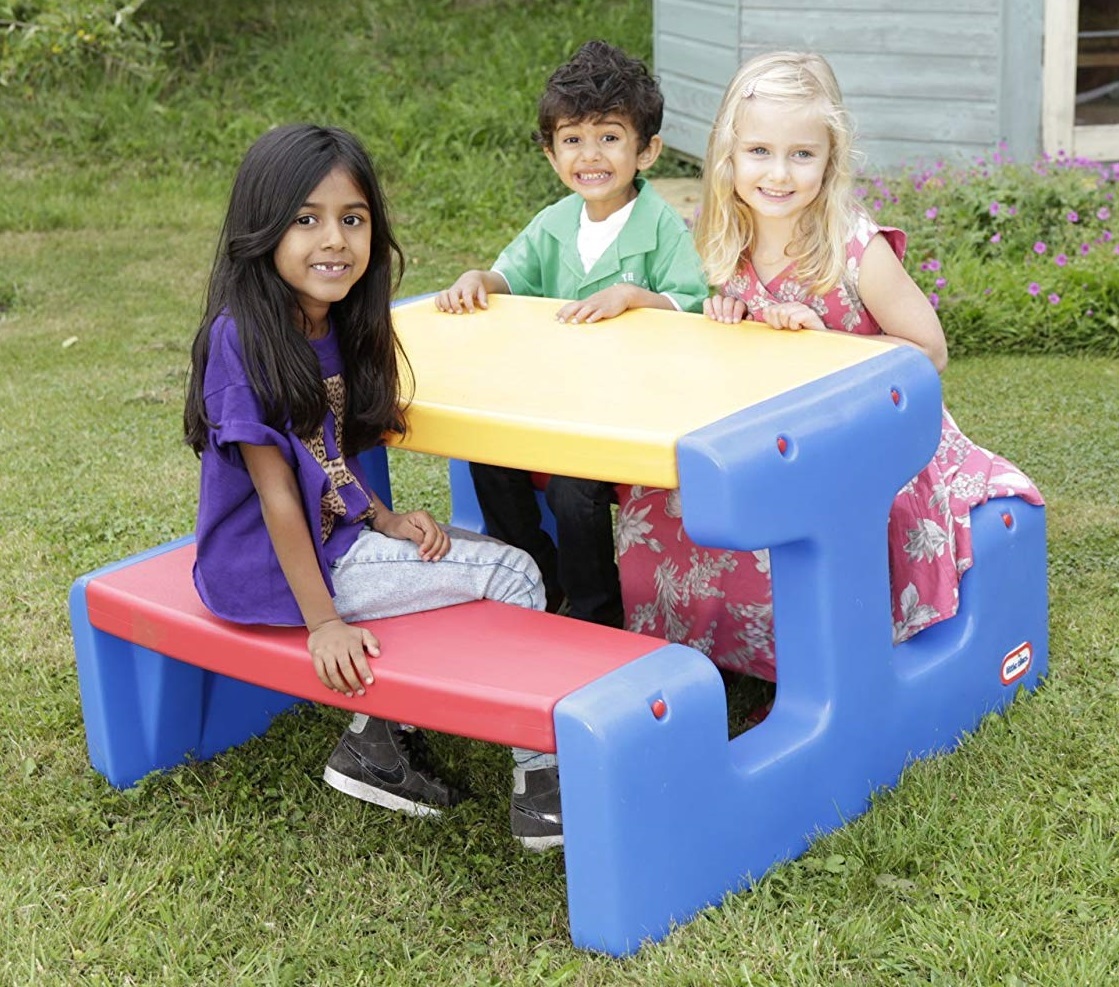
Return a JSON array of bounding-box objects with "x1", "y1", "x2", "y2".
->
[
  {"x1": 0, "y1": 0, "x2": 167, "y2": 89},
  {"x1": 870, "y1": 147, "x2": 1119, "y2": 356}
]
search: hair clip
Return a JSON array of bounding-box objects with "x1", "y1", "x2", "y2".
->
[{"x1": 741, "y1": 81, "x2": 756, "y2": 99}]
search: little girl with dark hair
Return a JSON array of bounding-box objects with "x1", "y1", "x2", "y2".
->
[{"x1": 184, "y1": 124, "x2": 558, "y2": 848}]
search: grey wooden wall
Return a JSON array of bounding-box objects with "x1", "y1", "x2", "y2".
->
[{"x1": 654, "y1": 0, "x2": 1045, "y2": 172}]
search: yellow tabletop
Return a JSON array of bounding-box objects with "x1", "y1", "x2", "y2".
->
[{"x1": 391, "y1": 294, "x2": 897, "y2": 488}]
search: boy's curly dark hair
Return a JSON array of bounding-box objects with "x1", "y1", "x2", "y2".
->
[{"x1": 533, "y1": 40, "x2": 664, "y2": 152}]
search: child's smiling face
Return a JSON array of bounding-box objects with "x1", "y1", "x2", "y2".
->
[
  {"x1": 544, "y1": 115, "x2": 662, "y2": 222},
  {"x1": 273, "y1": 165, "x2": 372, "y2": 337},
  {"x1": 731, "y1": 97, "x2": 831, "y2": 225}
]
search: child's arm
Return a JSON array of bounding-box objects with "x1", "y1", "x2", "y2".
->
[
  {"x1": 435, "y1": 270, "x2": 510, "y2": 314},
  {"x1": 554, "y1": 283, "x2": 678, "y2": 324},
  {"x1": 859, "y1": 234, "x2": 949, "y2": 372},
  {"x1": 240, "y1": 442, "x2": 378, "y2": 697}
]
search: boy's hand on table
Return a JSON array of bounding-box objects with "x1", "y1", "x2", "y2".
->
[
  {"x1": 555, "y1": 284, "x2": 636, "y2": 324},
  {"x1": 435, "y1": 271, "x2": 495, "y2": 314}
]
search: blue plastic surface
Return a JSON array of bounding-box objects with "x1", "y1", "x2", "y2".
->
[
  {"x1": 550, "y1": 348, "x2": 1048, "y2": 955},
  {"x1": 354, "y1": 445, "x2": 393, "y2": 511},
  {"x1": 69, "y1": 537, "x2": 304, "y2": 787}
]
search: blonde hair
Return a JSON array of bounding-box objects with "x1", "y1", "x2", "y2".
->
[{"x1": 694, "y1": 51, "x2": 858, "y2": 292}]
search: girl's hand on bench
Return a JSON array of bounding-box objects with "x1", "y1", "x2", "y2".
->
[
  {"x1": 308, "y1": 618, "x2": 379, "y2": 695},
  {"x1": 376, "y1": 509, "x2": 451, "y2": 562}
]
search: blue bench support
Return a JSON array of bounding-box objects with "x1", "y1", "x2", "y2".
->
[
  {"x1": 555, "y1": 498, "x2": 1046, "y2": 955},
  {"x1": 69, "y1": 538, "x2": 307, "y2": 786}
]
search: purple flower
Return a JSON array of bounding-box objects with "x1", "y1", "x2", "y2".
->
[
  {"x1": 925, "y1": 207, "x2": 939, "y2": 220},
  {"x1": 1028, "y1": 282, "x2": 1041, "y2": 296},
  {"x1": 1080, "y1": 243, "x2": 1091, "y2": 255},
  {"x1": 1008, "y1": 206, "x2": 1018, "y2": 217},
  {"x1": 1103, "y1": 231, "x2": 1113, "y2": 243},
  {"x1": 925, "y1": 259, "x2": 942, "y2": 272},
  {"x1": 1055, "y1": 253, "x2": 1068, "y2": 267},
  {"x1": 1098, "y1": 207, "x2": 1111, "y2": 221},
  {"x1": 935, "y1": 277, "x2": 946, "y2": 288},
  {"x1": 873, "y1": 198, "x2": 882, "y2": 211},
  {"x1": 928, "y1": 292, "x2": 939, "y2": 310},
  {"x1": 989, "y1": 202, "x2": 1000, "y2": 216},
  {"x1": 1034, "y1": 241, "x2": 1047, "y2": 254},
  {"x1": 990, "y1": 232, "x2": 1002, "y2": 244},
  {"x1": 1048, "y1": 293, "x2": 1061, "y2": 304},
  {"x1": 1067, "y1": 211, "x2": 1079, "y2": 223}
]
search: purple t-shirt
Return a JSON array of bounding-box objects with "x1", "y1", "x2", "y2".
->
[{"x1": 193, "y1": 313, "x2": 375, "y2": 625}]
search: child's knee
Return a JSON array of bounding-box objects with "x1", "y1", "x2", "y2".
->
[{"x1": 502, "y1": 548, "x2": 546, "y2": 610}]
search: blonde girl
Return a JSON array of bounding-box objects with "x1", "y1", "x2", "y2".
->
[
  {"x1": 616, "y1": 52, "x2": 1041, "y2": 694},
  {"x1": 697, "y1": 51, "x2": 946, "y2": 365}
]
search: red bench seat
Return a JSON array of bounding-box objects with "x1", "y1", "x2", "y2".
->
[{"x1": 80, "y1": 538, "x2": 664, "y2": 757}]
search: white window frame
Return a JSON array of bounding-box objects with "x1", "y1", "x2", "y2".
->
[{"x1": 1043, "y1": 0, "x2": 1119, "y2": 160}]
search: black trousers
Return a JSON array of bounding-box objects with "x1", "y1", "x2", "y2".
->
[{"x1": 468, "y1": 463, "x2": 624, "y2": 627}]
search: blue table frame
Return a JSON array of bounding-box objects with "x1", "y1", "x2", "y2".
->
[{"x1": 406, "y1": 302, "x2": 1047, "y2": 955}]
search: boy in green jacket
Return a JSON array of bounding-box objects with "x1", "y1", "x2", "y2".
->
[{"x1": 435, "y1": 39, "x2": 707, "y2": 849}]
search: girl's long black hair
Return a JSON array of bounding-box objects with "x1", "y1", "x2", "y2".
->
[{"x1": 184, "y1": 124, "x2": 408, "y2": 457}]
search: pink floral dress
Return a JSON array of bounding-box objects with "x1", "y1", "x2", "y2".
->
[{"x1": 616, "y1": 214, "x2": 1043, "y2": 682}]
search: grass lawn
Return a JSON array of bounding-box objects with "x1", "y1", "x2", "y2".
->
[{"x1": 1, "y1": 1, "x2": 1118, "y2": 984}]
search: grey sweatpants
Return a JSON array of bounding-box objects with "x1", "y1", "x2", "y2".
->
[{"x1": 330, "y1": 524, "x2": 554, "y2": 770}]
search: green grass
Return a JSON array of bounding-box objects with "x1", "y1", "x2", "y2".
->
[{"x1": 2, "y1": 2, "x2": 1118, "y2": 984}]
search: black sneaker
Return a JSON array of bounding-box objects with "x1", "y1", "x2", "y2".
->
[
  {"x1": 323, "y1": 715, "x2": 462, "y2": 817},
  {"x1": 510, "y1": 765, "x2": 563, "y2": 851}
]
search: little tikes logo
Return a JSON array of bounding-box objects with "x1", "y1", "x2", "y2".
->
[{"x1": 1000, "y1": 642, "x2": 1033, "y2": 686}]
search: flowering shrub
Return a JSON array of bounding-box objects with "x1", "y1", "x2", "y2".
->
[{"x1": 866, "y1": 145, "x2": 1119, "y2": 356}]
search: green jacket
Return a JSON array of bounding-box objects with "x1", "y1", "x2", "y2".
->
[{"x1": 493, "y1": 178, "x2": 708, "y2": 313}]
